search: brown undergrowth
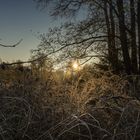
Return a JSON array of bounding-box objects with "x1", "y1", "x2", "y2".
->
[{"x1": 0, "y1": 69, "x2": 140, "y2": 140}]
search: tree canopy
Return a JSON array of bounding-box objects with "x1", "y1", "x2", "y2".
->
[{"x1": 32, "y1": 0, "x2": 140, "y2": 75}]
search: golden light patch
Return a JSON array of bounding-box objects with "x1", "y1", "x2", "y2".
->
[{"x1": 72, "y1": 61, "x2": 79, "y2": 70}]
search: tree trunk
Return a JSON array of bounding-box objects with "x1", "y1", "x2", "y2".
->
[
  {"x1": 117, "y1": 0, "x2": 132, "y2": 74},
  {"x1": 130, "y1": 0, "x2": 138, "y2": 74},
  {"x1": 109, "y1": 0, "x2": 118, "y2": 72},
  {"x1": 103, "y1": 0, "x2": 118, "y2": 72},
  {"x1": 138, "y1": 0, "x2": 140, "y2": 74}
]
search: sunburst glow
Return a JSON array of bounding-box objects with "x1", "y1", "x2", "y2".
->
[{"x1": 72, "y1": 61, "x2": 79, "y2": 70}]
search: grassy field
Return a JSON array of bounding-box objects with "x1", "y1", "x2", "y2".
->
[{"x1": 0, "y1": 67, "x2": 140, "y2": 140}]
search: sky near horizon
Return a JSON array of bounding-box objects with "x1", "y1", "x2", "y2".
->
[{"x1": 0, "y1": 0, "x2": 60, "y2": 62}]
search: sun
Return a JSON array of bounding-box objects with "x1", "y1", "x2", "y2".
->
[{"x1": 72, "y1": 61, "x2": 79, "y2": 70}]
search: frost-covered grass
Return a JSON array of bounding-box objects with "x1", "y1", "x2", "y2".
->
[{"x1": 0, "y1": 68, "x2": 140, "y2": 140}]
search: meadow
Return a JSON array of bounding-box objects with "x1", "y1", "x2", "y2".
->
[{"x1": 0, "y1": 65, "x2": 140, "y2": 140}]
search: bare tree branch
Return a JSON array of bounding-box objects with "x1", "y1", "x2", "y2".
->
[{"x1": 0, "y1": 39, "x2": 23, "y2": 48}]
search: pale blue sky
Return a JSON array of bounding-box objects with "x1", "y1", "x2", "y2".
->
[{"x1": 0, "y1": 0, "x2": 59, "y2": 62}]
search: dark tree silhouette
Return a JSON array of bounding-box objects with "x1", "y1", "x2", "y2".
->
[
  {"x1": 138, "y1": 0, "x2": 140, "y2": 74},
  {"x1": 130, "y1": 0, "x2": 138, "y2": 74}
]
